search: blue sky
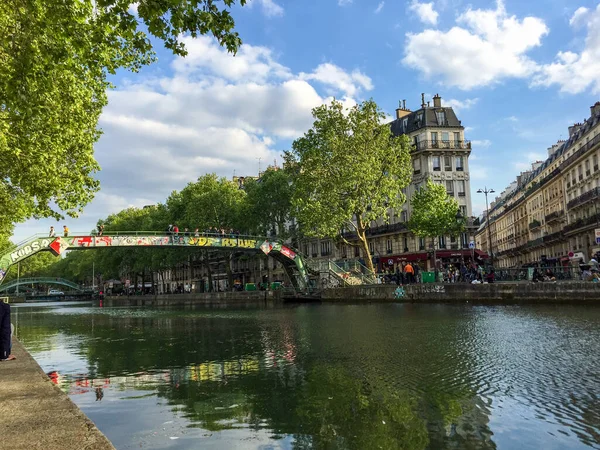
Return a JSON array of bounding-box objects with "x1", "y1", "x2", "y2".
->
[{"x1": 12, "y1": 0, "x2": 600, "y2": 242}]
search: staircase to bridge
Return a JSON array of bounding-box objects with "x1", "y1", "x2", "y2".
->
[{"x1": 306, "y1": 259, "x2": 376, "y2": 288}]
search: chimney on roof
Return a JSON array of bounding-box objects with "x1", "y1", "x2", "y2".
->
[
  {"x1": 395, "y1": 100, "x2": 411, "y2": 119},
  {"x1": 433, "y1": 93, "x2": 442, "y2": 108},
  {"x1": 568, "y1": 123, "x2": 582, "y2": 137},
  {"x1": 421, "y1": 93, "x2": 426, "y2": 108},
  {"x1": 591, "y1": 101, "x2": 600, "y2": 117}
]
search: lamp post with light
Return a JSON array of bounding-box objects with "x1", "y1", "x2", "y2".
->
[{"x1": 477, "y1": 187, "x2": 495, "y2": 268}]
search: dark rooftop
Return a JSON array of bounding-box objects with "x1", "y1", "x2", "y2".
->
[{"x1": 389, "y1": 106, "x2": 463, "y2": 136}]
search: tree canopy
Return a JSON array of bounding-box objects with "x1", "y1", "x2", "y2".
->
[
  {"x1": 242, "y1": 168, "x2": 293, "y2": 237},
  {"x1": 286, "y1": 99, "x2": 413, "y2": 274},
  {"x1": 408, "y1": 179, "x2": 464, "y2": 267},
  {"x1": 0, "y1": 0, "x2": 247, "y2": 241}
]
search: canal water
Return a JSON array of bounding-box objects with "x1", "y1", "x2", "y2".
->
[{"x1": 14, "y1": 303, "x2": 600, "y2": 450}]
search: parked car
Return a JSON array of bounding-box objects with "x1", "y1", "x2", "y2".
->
[{"x1": 48, "y1": 289, "x2": 64, "y2": 296}]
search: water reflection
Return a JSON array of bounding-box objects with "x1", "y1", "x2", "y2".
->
[{"x1": 15, "y1": 304, "x2": 600, "y2": 450}]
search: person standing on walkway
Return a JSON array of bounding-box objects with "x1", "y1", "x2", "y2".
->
[
  {"x1": 404, "y1": 262, "x2": 414, "y2": 284},
  {"x1": 0, "y1": 301, "x2": 15, "y2": 361},
  {"x1": 63, "y1": 225, "x2": 69, "y2": 237},
  {"x1": 49, "y1": 226, "x2": 55, "y2": 237}
]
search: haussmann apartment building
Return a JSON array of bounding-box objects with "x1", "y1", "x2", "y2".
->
[
  {"x1": 476, "y1": 101, "x2": 600, "y2": 268},
  {"x1": 300, "y1": 93, "x2": 483, "y2": 272}
]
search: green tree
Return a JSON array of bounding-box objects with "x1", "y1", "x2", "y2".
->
[
  {"x1": 286, "y1": 99, "x2": 413, "y2": 275},
  {"x1": 408, "y1": 180, "x2": 464, "y2": 272},
  {"x1": 0, "y1": 0, "x2": 247, "y2": 241},
  {"x1": 176, "y1": 174, "x2": 246, "y2": 232},
  {"x1": 242, "y1": 168, "x2": 293, "y2": 237}
]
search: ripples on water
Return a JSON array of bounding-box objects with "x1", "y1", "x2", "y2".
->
[{"x1": 14, "y1": 303, "x2": 600, "y2": 450}]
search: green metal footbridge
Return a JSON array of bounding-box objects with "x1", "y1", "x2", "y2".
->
[
  {"x1": 0, "y1": 277, "x2": 84, "y2": 293},
  {"x1": 0, "y1": 232, "x2": 311, "y2": 292}
]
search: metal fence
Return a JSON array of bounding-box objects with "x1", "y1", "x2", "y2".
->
[{"x1": 493, "y1": 266, "x2": 584, "y2": 282}]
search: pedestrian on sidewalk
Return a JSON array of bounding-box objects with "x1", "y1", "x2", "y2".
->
[
  {"x1": 63, "y1": 225, "x2": 69, "y2": 237},
  {"x1": 0, "y1": 300, "x2": 15, "y2": 361},
  {"x1": 49, "y1": 226, "x2": 55, "y2": 237}
]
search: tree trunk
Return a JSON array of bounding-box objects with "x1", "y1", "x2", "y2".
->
[
  {"x1": 204, "y1": 251, "x2": 213, "y2": 292},
  {"x1": 432, "y1": 236, "x2": 437, "y2": 280},
  {"x1": 356, "y1": 215, "x2": 375, "y2": 276},
  {"x1": 225, "y1": 252, "x2": 235, "y2": 291}
]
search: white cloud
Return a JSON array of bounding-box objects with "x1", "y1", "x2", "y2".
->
[
  {"x1": 464, "y1": 126, "x2": 475, "y2": 133},
  {"x1": 533, "y1": 4, "x2": 600, "y2": 94},
  {"x1": 472, "y1": 139, "x2": 492, "y2": 148},
  {"x1": 408, "y1": 0, "x2": 439, "y2": 26},
  {"x1": 444, "y1": 97, "x2": 479, "y2": 112},
  {"x1": 505, "y1": 116, "x2": 518, "y2": 122},
  {"x1": 14, "y1": 36, "x2": 372, "y2": 239},
  {"x1": 338, "y1": 0, "x2": 352, "y2": 5},
  {"x1": 247, "y1": 0, "x2": 284, "y2": 17},
  {"x1": 375, "y1": 1, "x2": 385, "y2": 14},
  {"x1": 403, "y1": 0, "x2": 548, "y2": 89},
  {"x1": 299, "y1": 63, "x2": 373, "y2": 97},
  {"x1": 513, "y1": 152, "x2": 546, "y2": 171},
  {"x1": 569, "y1": 6, "x2": 589, "y2": 27},
  {"x1": 172, "y1": 36, "x2": 291, "y2": 82}
]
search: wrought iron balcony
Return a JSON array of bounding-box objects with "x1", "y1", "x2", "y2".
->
[
  {"x1": 543, "y1": 231, "x2": 564, "y2": 243},
  {"x1": 526, "y1": 237, "x2": 544, "y2": 248},
  {"x1": 341, "y1": 222, "x2": 408, "y2": 240},
  {"x1": 567, "y1": 187, "x2": 600, "y2": 210},
  {"x1": 563, "y1": 213, "x2": 600, "y2": 234},
  {"x1": 528, "y1": 220, "x2": 541, "y2": 230},
  {"x1": 414, "y1": 140, "x2": 472, "y2": 151},
  {"x1": 545, "y1": 210, "x2": 564, "y2": 223}
]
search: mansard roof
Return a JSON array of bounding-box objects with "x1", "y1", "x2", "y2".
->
[{"x1": 389, "y1": 106, "x2": 463, "y2": 136}]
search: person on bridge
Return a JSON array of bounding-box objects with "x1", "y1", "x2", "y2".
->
[
  {"x1": 63, "y1": 225, "x2": 69, "y2": 237},
  {"x1": 49, "y1": 226, "x2": 55, "y2": 237},
  {"x1": 0, "y1": 301, "x2": 15, "y2": 361}
]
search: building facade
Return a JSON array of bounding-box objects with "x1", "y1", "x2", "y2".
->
[
  {"x1": 300, "y1": 93, "x2": 482, "y2": 271},
  {"x1": 477, "y1": 101, "x2": 600, "y2": 268}
]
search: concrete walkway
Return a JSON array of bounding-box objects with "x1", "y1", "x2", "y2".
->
[{"x1": 0, "y1": 339, "x2": 115, "y2": 450}]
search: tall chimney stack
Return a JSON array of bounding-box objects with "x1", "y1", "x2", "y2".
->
[
  {"x1": 421, "y1": 93, "x2": 426, "y2": 108},
  {"x1": 395, "y1": 99, "x2": 411, "y2": 120},
  {"x1": 433, "y1": 93, "x2": 442, "y2": 108}
]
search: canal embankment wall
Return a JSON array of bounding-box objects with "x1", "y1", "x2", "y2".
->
[
  {"x1": 0, "y1": 339, "x2": 115, "y2": 450},
  {"x1": 102, "y1": 289, "x2": 282, "y2": 307},
  {"x1": 97, "y1": 282, "x2": 600, "y2": 306},
  {"x1": 321, "y1": 282, "x2": 600, "y2": 303}
]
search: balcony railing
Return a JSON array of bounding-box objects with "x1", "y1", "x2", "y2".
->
[
  {"x1": 562, "y1": 133, "x2": 600, "y2": 169},
  {"x1": 563, "y1": 213, "x2": 600, "y2": 234},
  {"x1": 567, "y1": 187, "x2": 600, "y2": 210},
  {"x1": 543, "y1": 231, "x2": 564, "y2": 243},
  {"x1": 414, "y1": 140, "x2": 472, "y2": 151},
  {"x1": 528, "y1": 220, "x2": 541, "y2": 230},
  {"x1": 526, "y1": 237, "x2": 544, "y2": 248},
  {"x1": 342, "y1": 222, "x2": 408, "y2": 240},
  {"x1": 545, "y1": 210, "x2": 564, "y2": 223}
]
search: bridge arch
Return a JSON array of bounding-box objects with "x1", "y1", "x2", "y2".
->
[
  {"x1": 0, "y1": 233, "x2": 310, "y2": 292},
  {"x1": 0, "y1": 277, "x2": 84, "y2": 293}
]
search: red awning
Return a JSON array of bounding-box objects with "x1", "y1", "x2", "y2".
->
[{"x1": 381, "y1": 253, "x2": 428, "y2": 264}]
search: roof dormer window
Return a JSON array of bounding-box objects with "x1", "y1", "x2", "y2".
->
[{"x1": 436, "y1": 111, "x2": 446, "y2": 125}]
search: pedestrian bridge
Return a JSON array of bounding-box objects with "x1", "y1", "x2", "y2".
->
[
  {"x1": 0, "y1": 277, "x2": 84, "y2": 293},
  {"x1": 0, "y1": 232, "x2": 310, "y2": 291}
]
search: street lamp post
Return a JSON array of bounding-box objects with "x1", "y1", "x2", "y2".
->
[
  {"x1": 477, "y1": 187, "x2": 495, "y2": 268},
  {"x1": 456, "y1": 211, "x2": 466, "y2": 267}
]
